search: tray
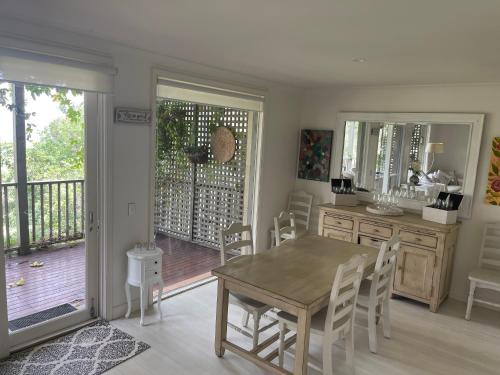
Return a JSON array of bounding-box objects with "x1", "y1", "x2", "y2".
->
[{"x1": 366, "y1": 205, "x2": 404, "y2": 216}]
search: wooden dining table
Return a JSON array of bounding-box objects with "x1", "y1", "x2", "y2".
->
[{"x1": 212, "y1": 234, "x2": 379, "y2": 375}]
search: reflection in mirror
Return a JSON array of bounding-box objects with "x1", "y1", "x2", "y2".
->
[{"x1": 341, "y1": 121, "x2": 471, "y2": 202}]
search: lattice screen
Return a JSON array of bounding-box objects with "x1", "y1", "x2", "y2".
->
[
  {"x1": 155, "y1": 100, "x2": 249, "y2": 249},
  {"x1": 409, "y1": 124, "x2": 427, "y2": 163},
  {"x1": 155, "y1": 101, "x2": 195, "y2": 240}
]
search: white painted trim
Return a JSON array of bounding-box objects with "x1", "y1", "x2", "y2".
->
[
  {"x1": 0, "y1": 157, "x2": 8, "y2": 358},
  {"x1": 97, "y1": 94, "x2": 114, "y2": 320},
  {"x1": 149, "y1": 67, "x2": 266, "y2": 251},
  {"x1": 337, "y1": 112, "x2": 484, "y2": 218}
]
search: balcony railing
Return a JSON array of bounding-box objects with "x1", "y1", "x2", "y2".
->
[{"x1": 1, "y1": 179, "x2": 85, "y2": 252}]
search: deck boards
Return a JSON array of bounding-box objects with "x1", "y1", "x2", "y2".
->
[{"x1": 5, "y1": 235, "x2": 221, "y2": 321}]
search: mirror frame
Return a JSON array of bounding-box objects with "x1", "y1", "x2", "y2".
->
[{"x1": 336, "y1": 112, "x2": 485, "y2": 218}]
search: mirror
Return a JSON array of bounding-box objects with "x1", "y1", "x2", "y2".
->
[{"x1": 338, "y1": 113, "x2": 484, "y2": 218}]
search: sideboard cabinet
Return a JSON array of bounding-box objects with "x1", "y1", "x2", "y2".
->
[{"x1": 318, "y1": 204, "x2": 460, "y2": 312}]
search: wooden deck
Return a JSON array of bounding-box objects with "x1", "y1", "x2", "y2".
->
[
  {"x1": 155, "y1": 234, "x2": 221, "y2": 294},
  {"x1": 5, "y1": 235, "x2": 220, "y2": 322},
  {"x1": 5, "y1": 242, "x2": 86, "y2": 322}
]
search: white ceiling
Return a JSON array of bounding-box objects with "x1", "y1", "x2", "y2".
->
[{"x1": 1, "y1": 0, "x2": 500, "y2": 87}]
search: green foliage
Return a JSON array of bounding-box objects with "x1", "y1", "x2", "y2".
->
[{"x1": 156, "y1": 101, "x2": 193, "y2": 162}]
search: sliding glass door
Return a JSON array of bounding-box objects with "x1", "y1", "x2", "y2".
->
[{"x1": 0, "y1": 82, "x2": 99, "y2": 348}]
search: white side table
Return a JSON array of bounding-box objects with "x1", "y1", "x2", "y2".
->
[{"x1": 125, "y1": 247, "x2": 164, "y2": 325}]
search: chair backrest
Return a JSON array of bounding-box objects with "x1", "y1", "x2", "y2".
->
[
  {"x1": 219, "y1": 222, "x2": 254, "y2": 266},
  {"x1": 478, "y1": 223, "x2": 500, "y2": 271},
  {"x1": 370, "y1": 235, "x2": 401, "y2": 301},
  {"x1": 287, "y1": 190, "x2": 313, "y2": 230},
  {"x1": 324, "y1": 255, "x2": 366, "y2": 336},
  {"x1": 274, "y1": 211, "x2": 296, "y2": 246}
]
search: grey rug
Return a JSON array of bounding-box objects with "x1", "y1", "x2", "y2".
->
[
  {"x1": 0, "y1": 320, "x2": 150, "y2": 375},
  {"x1": 8, "y1": 304, "x2": 77, "y2": 332}
]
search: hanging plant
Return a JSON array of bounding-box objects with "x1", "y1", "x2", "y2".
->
[{"x1": 184, "y1": 144, "x2": 209, "y2": 164}]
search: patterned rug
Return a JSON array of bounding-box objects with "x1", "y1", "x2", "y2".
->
[{"x1": 0, "y1": 320, "x2": 150, "y2": 375}]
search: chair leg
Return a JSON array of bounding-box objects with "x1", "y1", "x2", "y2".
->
[
  {"x1": 241, "y1": 311, "x2": 250, "y2": 328},
  {"x1": 322, "y1": 338, "x2": 334, "y2": 375},
  {"x1": 368, "y1": 303, "x2": 378, "y2": 354},
  {"x1": 278, "y1": 322, "x2": 286, "y2": 367},
  {"x1": 345, "y1": 326, "x2": 355, "y2": 374},
  {"x1": 252, "y1": 314, "x2": 261, "y2": 349},
  {"x1": 465, "y1": 281, "x2": 476, "y2": 321},
  {"x1": 382, "y1": 298, "x2": 391, "y2": 339}
]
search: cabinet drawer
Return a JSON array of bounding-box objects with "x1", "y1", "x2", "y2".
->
[
  {"x1": 359, "y1": 235, "x2": 384, "y2": 249},
  {"x1": 323, "y1": 215, "x2": 354, "y2": 230},
  {"x1": 400, "y1": 230, "x2": 438, "y2": 249},
  {"x1": 359, "y1": 222, "x2": 392, "y2": 238},
  {"x1": 323, "y1": 227, "x2": 353, "y2": 242},
  {"x1": 146, "y1": 258, "x2": 161, "y2": 271},
  {"x1": 146, "y1": 268, "x2": 162, "y2": 279}
]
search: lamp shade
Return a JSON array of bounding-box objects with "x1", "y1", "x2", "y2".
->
[{"x1": 425, "y1": 142, "x2": 444, "y2": 154}]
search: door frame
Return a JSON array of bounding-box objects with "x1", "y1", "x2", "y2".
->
[
  {"x1": 0, "y1": 90, "x2": 113, "y2": 354},
  {"x1": 148, "y1": 67, "x2": 266, "y2": 263}
]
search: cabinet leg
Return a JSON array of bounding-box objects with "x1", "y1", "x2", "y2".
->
[
  {"x1": 124, "y1": 281, "x2": 131, "y2": 318},
  {"x1": 157, "y1": 279, "x2": 164, "y2": 320},
  {"x1": 140, "y1": 284, "x2": 146, "y2": 326}
]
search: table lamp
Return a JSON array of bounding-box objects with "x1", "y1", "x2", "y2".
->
[{"x1": 425, "y1": 142, "x2": 444, "y2": 172}]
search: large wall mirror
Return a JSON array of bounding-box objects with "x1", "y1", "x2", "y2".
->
[{"x1": 337, "y1": 113, "x2": 484, "y2": 218}]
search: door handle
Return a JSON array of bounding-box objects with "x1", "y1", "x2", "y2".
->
[{"x1": 89, "y1": 211, "x2": 94, "y2": 232}]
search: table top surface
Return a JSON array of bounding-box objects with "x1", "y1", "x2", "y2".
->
[{"x1": 212, "y1": 234, "x2": 378, "y2": 308}]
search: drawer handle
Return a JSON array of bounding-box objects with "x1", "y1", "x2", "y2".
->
[
  {"x1": 373, "y1": 229, "x2": 380, "y2": 233},
  {"x1": 336, "y1": 221, "x2": 342, "y2": 225},
  {"x1": 415, "y1": 238, "x2": 422, "y2": 242}
]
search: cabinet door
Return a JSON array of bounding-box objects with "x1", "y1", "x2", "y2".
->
[{"x1": 394, "y1": 245, "x2": 435, "y2": 300}]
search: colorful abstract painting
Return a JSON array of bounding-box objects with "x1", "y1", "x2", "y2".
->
[
  {"x1": 486, "y1": 136, "x2": 500, "y2": 205},
  {"x1": 297, "y1": 129, "x2": 333, "y2": 182}
]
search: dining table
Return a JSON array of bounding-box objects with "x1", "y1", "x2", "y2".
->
[{"x1": 211, "y1": 234, "x2": 379, "y2": 375}]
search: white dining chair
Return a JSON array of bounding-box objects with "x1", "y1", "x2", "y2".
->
[
  {"x1": 277, "y1": 254, "x2": 366, "y2": 374},
  {"x1": 356, "y1": 235, "x2": 401, "y2": 354},
  {"x1": 270, "y1": 190, "x2": 313, "y2": 246},
  {"x1": 274, "y1": 211, "x2": 297, "y2": 247},
  {"x1": 219, "y1": 222, "x2": 277, "y2": 349},
  {"x1": 465, "y1": 223, "x2": 500, "y2": 320}
]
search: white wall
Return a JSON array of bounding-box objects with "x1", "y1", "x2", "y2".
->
[
  {"x1": 0, "y1": 18, "x2": 301, "y2": 318},
  {"x1": 297, "y1": 84, "x2": 500, "y2": 302}
]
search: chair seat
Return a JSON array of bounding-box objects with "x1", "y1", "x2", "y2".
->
[
  {"x1": 277, "y1": 307, "x2": 350, "y2": 336},
  {"x1": 230, "y1": 292, "x2": 270, "y2": 310},
  {"x1": 469, "y1": 268, "x2": 500, "y2": 287}
]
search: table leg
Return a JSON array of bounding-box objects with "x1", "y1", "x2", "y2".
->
[
  {"x1": 124, "y1": 281, "x2": 131, "y2": 318},
  {"x1": 293, "y1": 309, "x2": 311, "y2": 375},
  {"x1": 215, "y1": 278, "x2": 229, "y2": 357}
]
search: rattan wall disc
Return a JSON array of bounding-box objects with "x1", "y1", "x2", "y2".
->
[{"x1": 211, "y1": 126, "x2": 236, "y2": 163}]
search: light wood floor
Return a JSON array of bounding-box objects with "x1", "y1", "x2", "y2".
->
[{"x1": 109, "y1": 281, "x2": 500, "y2": 375}]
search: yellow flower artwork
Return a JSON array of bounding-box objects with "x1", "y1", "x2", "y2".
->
[{"x1": 485, "y1": 137, "x2": 500, "y2": 205}]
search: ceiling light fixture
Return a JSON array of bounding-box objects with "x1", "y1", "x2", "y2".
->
[{"x1": 352, "y1": 58, "x2": 366, "y2": 63}]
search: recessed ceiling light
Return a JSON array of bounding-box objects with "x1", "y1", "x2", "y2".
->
[{"x1": 352, "y1": 58, "x2": 367, "y2": 63}]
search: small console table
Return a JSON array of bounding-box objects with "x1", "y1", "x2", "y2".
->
[{"x1": 125, "y1": 246, "x2": 164, "y2": 325}]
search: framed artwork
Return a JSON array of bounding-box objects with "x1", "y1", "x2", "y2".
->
[
  {"x1": 297, "y1": 129, "x2": 333, "y2": 182},
  {"x1": 485, "y1": 136, "x2": 500, "y2": 205}
]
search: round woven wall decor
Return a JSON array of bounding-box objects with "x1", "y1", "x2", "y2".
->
[{"x1": 211, "y1": 126, "x2": 236, "y2": 163}]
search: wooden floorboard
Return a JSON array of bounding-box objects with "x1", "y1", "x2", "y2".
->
[
  {"x1": 5, "y1": 234, "x2": 221, "y2": 321},
  {"x1": 110, "y1": 282, "x2": 500, "y2": 375}
]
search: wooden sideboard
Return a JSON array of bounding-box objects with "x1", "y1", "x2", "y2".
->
[{"x1": 318, "y1": 203, "x2": 460, "y2": 312}]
